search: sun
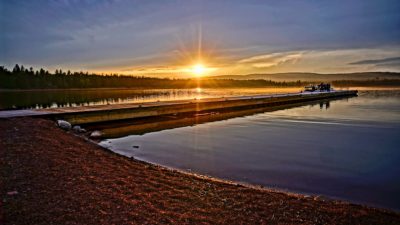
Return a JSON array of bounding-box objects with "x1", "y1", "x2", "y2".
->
[
  {"x1": 185, "y1": 63, "x2": 216, "y2": 77},
  {"x1": 192, "y1": 64, "x2": 206, "y2": 76}
]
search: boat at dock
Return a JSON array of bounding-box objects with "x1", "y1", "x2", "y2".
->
[{"x1": 304, "y1": 83, "x2": 332, "y2": 92}]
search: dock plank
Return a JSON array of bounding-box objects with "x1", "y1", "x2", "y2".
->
[{"x1": 0, "y1": 90, "x2": 357, "y2": 124}]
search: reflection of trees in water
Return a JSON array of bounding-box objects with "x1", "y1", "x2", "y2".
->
[
  {"x1": 0, "y1": 89, "x2": 207, "y2": 110},
  {"x1": 0, "y1": 88, "x2": 303, "y2": 110}
]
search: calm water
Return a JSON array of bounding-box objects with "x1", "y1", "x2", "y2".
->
[
  {"x1": 98, "y1": 89, "x2": 400, "y2": 210},
  {"x1": 0, "y1": 87, "x2": 301, "y2": 110}
]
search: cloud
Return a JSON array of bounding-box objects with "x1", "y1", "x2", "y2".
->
[
  {"x1": 349, "y1": 57, "x2": 400, "y2": 65},
  {"x1": 238, "y1": 52, "x2": 303, "y2": 68},
  {"x1": 2, "y1": 1, "x2": 400, "y2": 74},
  {"x1": 221, "y1": 47, "x2": 400, "y2": 74},
  {"x1": 121, "y1": 66, "x2": 181, "y2": 73}
]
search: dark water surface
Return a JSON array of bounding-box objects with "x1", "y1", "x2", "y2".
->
[
  {"x1": 98, "y1": 89, "x2": 400, "y2": 210},
  {"x1": 0, "y1": 87, "x2": 301, "y2": 110}
]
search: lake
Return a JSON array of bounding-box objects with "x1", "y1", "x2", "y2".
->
[
  {"x1": 0, "y1": 87, "x2": 302, "y2": 110},
  {"x1": 95, "y1": 88, "x2": 400, "y2": 210}
]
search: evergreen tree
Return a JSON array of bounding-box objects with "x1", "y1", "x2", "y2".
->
[{"x1": 12, "y1": 64, "x2": 21, "y2": 73}]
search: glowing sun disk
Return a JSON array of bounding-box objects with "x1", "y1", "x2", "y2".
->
[{"x1": 192, "y1": 64, "x2": 206, "y2": 76}]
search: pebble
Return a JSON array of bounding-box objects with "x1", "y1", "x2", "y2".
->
[
  {"x1": 7, "y1": 191, "x2": 18, "y2": 195},
  {"x1": 72, "y1": 125, "x2": 86, "y2": 133},
  {"x1": 90, "y1": 131, "x2": 102, "y2": 138},
  {"x1": 57, "y1": 120, "x2": 71, "y2": 130}
]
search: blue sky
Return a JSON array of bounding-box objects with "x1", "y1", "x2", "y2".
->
[{"x1": 1, "y1": 0, "x2": 399, "y2": 77}]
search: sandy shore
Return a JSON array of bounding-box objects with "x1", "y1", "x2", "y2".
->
[{"x1": 1, "y1": 117, "x2": 399, "y2": 224}]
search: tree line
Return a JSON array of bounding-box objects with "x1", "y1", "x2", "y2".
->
[{"x1": 1, "y1": 64, "x2": 399, "y2": 89}]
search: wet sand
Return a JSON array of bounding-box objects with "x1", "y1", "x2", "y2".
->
[{"x1": 1, "y1": 117, "x2": 399, "y2": 224}]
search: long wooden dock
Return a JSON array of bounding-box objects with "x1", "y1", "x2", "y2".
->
[{"x1": 0, "y1": 90, "x2": 357, "y2": 124}]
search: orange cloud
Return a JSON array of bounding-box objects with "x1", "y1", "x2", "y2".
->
[{"x1": 238, "y1": 52, "x2": 303, "y2": 68}]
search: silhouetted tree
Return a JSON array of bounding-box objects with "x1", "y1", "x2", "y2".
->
[
  {"x1": 12, "y1": 64, "x2": 21, "y2": 73},
  {"x1": 1, "y1": 64, "x2": 399, "y2": 89},
  {"x1": 39, "y1": 68, "x2": 45, "y2": 76}
]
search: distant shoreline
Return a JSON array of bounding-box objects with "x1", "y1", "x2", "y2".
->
[
  {"x1": 1, "y1": 85, "x2": 400, "y2": 92},
  {"x1": 2, "y1": 65, "x2": 400, "y2": 90}
]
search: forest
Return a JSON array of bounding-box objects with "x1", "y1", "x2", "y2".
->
[{"x1": 1, "y1": 64, "x2": 400, "y2": 89}]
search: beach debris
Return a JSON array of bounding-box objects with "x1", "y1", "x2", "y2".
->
[
  {"x1": 99, "y1": 209, "x2": 108, "y2": 215},
  {"x1": 90, "y1": 130, "x2": 102, "y2": 138},
  {"x1": 132, "y1": 145, "x2": 139, "y2": 149},
  {"x1": 313, "y1": 195, "x2": 328, "y2": 201},
  {"x1": 7, "y1": 191, "x2": 18, "y2": 196},
  {"x1": 72, "y1": 125, "x2": 86, "y2": 133},
  {"x1": 57, "y1": 120, "x2": 71, "y2": 130},
  {"x1": 195, "y1": 112, "x2": 214, "y2": 117}
]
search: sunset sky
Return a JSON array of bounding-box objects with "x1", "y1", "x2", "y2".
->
[{"x1": 1, "y1": 0, "x2": 400, "y2": 78}]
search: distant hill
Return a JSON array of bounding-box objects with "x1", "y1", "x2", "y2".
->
[{"x1": 208, "y1": 72, "x2": 400, "y2": 82}]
